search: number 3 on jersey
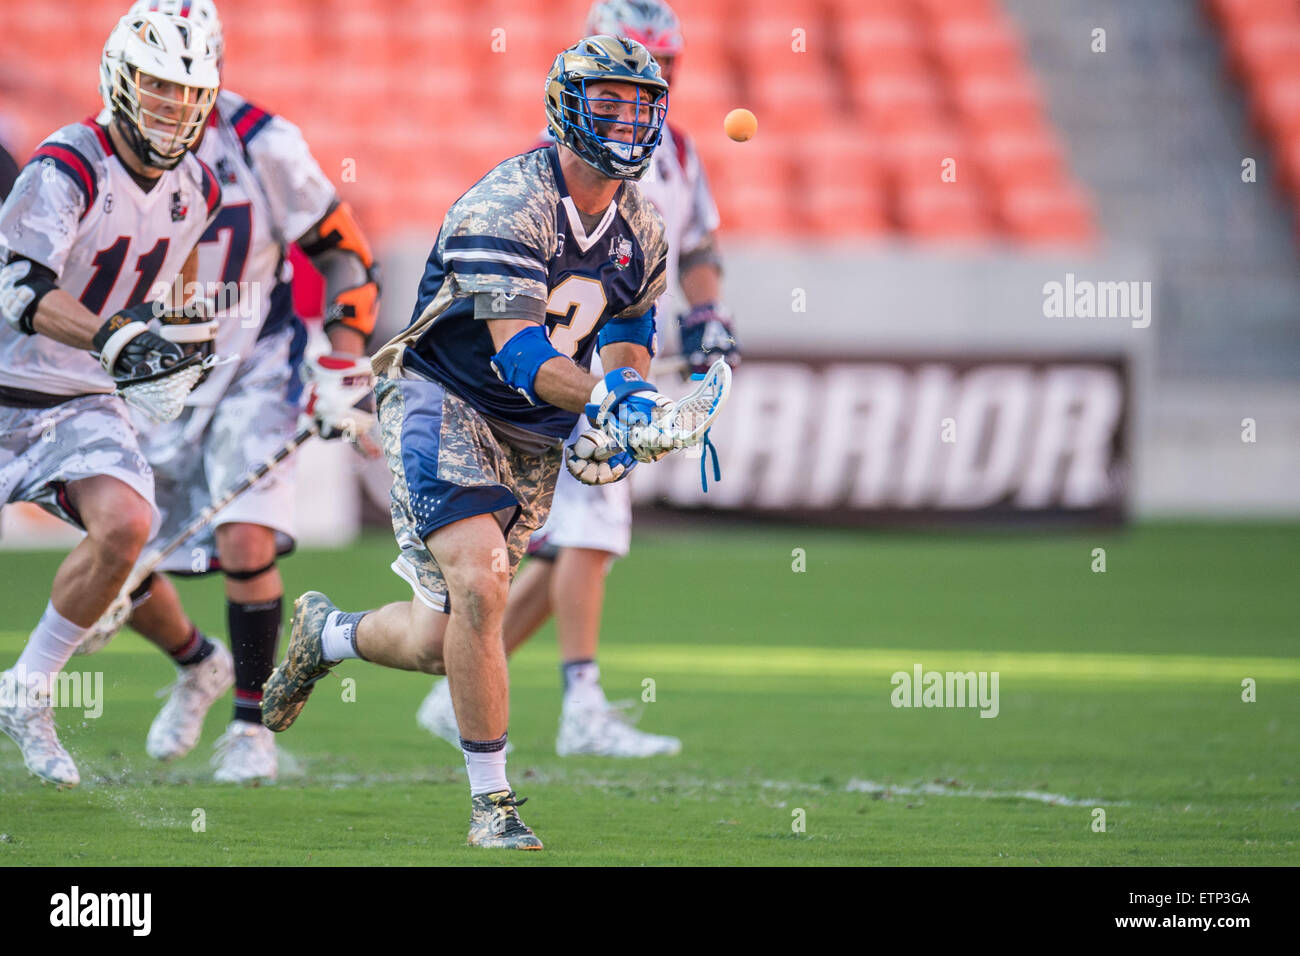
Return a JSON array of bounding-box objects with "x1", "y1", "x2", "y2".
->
[{"x1": 546, "y1": 275, "x2": 606, "y2": 357}]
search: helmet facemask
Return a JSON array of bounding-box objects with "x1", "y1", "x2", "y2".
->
[
  {"x1": 110, "y1": 66, "x2": 216, "y2": 170},
  {"x1": 563, "y1": 78, "x2": 667, "y2": 176}
]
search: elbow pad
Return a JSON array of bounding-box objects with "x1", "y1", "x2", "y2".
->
[
  {"x1": 0, "y1": 257, "x2": 58, "y2": 335},
  {"x1": 489, "y1": 324, "x2": 563, "y2": 406},
  {"x1": 299, "y1": 201, "x2": 380, "y2": 339}
]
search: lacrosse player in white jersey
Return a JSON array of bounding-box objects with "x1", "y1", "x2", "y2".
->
[
  {"x1": 417, "y1": 0, "x2": 740, "y2": 758},
  {"x1": 0, "y1": 11, "x2": 223, "y2": 787},
  {"x1": 116, "y1": 0, "x2": 381, "y2": 784}
]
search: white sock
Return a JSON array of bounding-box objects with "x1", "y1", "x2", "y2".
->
[
  {"x1": 462, "y1": 735, "x2": 510, "y2": 796},
  {"x1": 562, "y1": 660, "x2": 607, "y2": 712},
  {"x1": 14, "y1": 601, "x2": 88, "y2": 681},
  {"x1": 320, "y1": 610, "x2": 366, "y2": 661}
]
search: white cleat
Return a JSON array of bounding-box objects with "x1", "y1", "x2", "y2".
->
[
  {"x1": 416, "y1": 678, "x2": 461, "y2": 750},
  {"x1": 417, "y1": 677, "x2": 513, "y2": 753},
  {"x1": 0, "y1": 669, "x2": 80, "y2": 787},
  {"x1": 146, "y1": 640, "x2": 234, "y2": 761},
  {"x1": 555, "y1": 701, "x2": 682, "y2": 758},
  {"x1": 211, "y1": 720, "x2": 278, "y2": 784}
]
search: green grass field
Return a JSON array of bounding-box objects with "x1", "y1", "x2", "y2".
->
[{"x1": 1, "y1": 522, "x2": 1296, "y2": 866}]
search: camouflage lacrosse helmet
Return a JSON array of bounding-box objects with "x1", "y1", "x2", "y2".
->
[{"x1": 544, "y1": 35, "x2": 669, "y2": 180}]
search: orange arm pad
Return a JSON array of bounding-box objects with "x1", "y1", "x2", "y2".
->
[{"x1": 299, "y1": 201, "x2": 380, "y2": 339}]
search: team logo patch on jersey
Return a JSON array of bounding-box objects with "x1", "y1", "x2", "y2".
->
[
  {"x1": 610, "y1": 237, "x2": 632, "y2": 270},
  {"x1": 170, "y1": 190, "x2": 188, "y2": 222},
  {"x1": 215, "y1": 158, "x2": 238, "y2": 185}
]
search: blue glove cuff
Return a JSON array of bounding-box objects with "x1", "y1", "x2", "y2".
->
[{"x1": 586, "y1": 367, "x2": 656, "y2": 427}]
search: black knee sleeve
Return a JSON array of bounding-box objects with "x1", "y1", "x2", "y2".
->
[{"x1": 223, "y1": 559, "x2": 277, "y2": 581}]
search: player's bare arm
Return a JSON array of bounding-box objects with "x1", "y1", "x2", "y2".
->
[
  {"x1": 487, "y1": 316, "x2": 599, "y2": 413},
  {"x1": 679, "y1": 252, "x2": 721, "y2": 306},
  {"x1": 597, "y1": 340, "x2": 652, "y2": 380},
  {"x1": 27, "y1": 287, "x2": 108, "y2": 350}
]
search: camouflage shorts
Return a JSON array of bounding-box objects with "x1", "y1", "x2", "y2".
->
[
  {"x1": 0, "y1": 393, "x2": 159, "y2": 534},
  {"x1": 376, "y1": 372, "x2": 562, "y2": 613}
]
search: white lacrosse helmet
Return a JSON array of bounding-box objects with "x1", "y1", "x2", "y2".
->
[
  {"x1": 99, "y1": 11, "x2": 221, "y2": 170},
  {"x1": 585, "y1": 0, "x2": 683, "y2": 58},
  {"x1": 128, "y1": 0, "x2": 225, "y2": 70}
]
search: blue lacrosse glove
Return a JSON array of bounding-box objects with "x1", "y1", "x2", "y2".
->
[
  {"x1": 677, "y1": 302, "x2": 740, "y2": 377},
  {"x1": 585, "y1": 367, "x2": 674, "y2": 460}
]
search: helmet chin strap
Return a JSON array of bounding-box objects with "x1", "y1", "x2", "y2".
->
[{"x1": 112, "y1": 113, "x2": 184, "y2": 172}]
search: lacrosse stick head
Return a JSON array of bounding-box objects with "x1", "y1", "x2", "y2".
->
[
  {"x1": 118, "y1": 352, "x2": 221, "y2": 424},
  {"x1": 622, "y1": 358, "x2": 730, "y2": 460}
]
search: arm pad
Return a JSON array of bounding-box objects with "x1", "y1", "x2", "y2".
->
[
  {"x1": 597, "y1": 308, "x2": 657, "y2": 355},
  {"x1": 489, "y1": 324, "x2": 563, "y2": 406},
  {"x1": 299, "y1": 201, "x2": 380, "y2": 339},
  {"x1": 0, "y1": 256, "x2": 58, "y2": 335}
]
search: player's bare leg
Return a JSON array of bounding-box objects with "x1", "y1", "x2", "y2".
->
[
  {"x1": 53, "y1": 476, "x2": 154, "y2": 625},
  {"x1": 1, "y1": 476, "x2": 152, "y2": 787},
  {"x1": 129, "y1": 573, "x2": 235, "y2": 764},
  {"x1": 501, "y1": 557, "x2": 555, "y2": 655},
  {"x1": 551, "y1": 548, "x2": 610, "y2": 663},
  {"x1": 548, "y1": 546, "x2": 680, "y2": 757},
  {"x1": 352, "y1": 598, "x2": 449, "y2": 673}
]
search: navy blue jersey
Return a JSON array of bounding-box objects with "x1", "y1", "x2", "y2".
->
[{"x1": 372, "y1": 145, "x2": 668, "y2": 440}]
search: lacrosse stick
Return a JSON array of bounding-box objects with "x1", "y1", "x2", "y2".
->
[
  {"x1": 621, "y1": 357, "x2": 730, "y2": 454},
  {"x1": 75, "y1": 423, "x2": 319, "y2": 655}
]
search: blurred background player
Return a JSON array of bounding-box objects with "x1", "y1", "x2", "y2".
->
[
  {"x1": 120, "y1": 0, "x2": 381, "y2": 784},
  {"x1": 262, "y1": 36, "x2": 672, "y2": 848},
  {"x1": 417, "y1": 0, "x2": 740, "y2": 758},
  {"x1": 0, "y1": 11, "x2": 222, "y2": 787}
]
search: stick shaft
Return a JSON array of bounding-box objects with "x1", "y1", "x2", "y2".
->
[{"x1": 126, "y1": 424, "x2": 317, "y2": 587}]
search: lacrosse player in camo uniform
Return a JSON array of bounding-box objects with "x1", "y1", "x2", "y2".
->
[
  {"x1": 262, "y1": 36, "x2": 685, "y2": 849},
  {"x1": 417, "y1": 0, "x2": 740, "y2": 759},
  {"x1": 0, "y1": 11, "x2": 223, "y2": 788},
  {"x1": 116, "y1": 0, "x2": 381, "y2": 785}
]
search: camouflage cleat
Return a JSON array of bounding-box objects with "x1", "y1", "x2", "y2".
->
[
  {"x1": 467, "y1": 790, "x2": 544, "y2": 850},
  {"x1": 261, "y1": 592, "x2": 341, "y2": 733}
]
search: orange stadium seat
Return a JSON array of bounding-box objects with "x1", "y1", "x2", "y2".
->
[
  {"x1": 996, "y1": 183, "x2": 1096, "y2": 244},
  {"x1": 852, "y1": 69, "x2": 950, "y2": 133},
  {"x1": 0, "y1": 0, "x2": 1096, "y2": 244},
  {"x1": 929, "y1": 18, "x2": 1024, "y2": 77},
  {"x1": 950, "y1": 72, "x2": 1045, "y2": 132},
  {"x1": 1226, "y1": 22, "x2": 1300, "y2": 83},
  {"x1": 707, "y1": 139, "x2": 799, "y2": 234},
  {"x1": 747, "y1": 61, "x2": 840, "y2": 134},
  {"x1": 1206, "y1": 0, "x2": 1300, "y2": 31},
  {"x1": 970, "y1": 125, "x2": 1068, "y2": 190},
  {"x1": 1250, "y1": 75, "x2": 1300, "y2": 141},
  {"x1": 838, "y1": 8, "x2": 928, "y2": 80},
  {"x1": 879, "y1": 124, "x2": 971, "y2": 186},
  {"x1": 894, "y1": 180, "x2": 992, "y2": 239},
  {"x1": 912, "y1": 0, "x2": 1001, "y2": 15}
]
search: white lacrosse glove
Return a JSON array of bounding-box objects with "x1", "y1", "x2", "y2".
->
[
  {"x1": 585, "y1": 367, "x2": 675, "y2": 463},
  {"x1": 565, "y1": 428, "x2": 637, "y2": 485},
  {"x1": 301, "y1": 353, "x2": 380, "y2": 458},
  {"x1": 91, "y1": 301, "x2": 220, "y2": 424}
]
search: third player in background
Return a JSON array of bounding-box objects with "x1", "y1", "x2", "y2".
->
[
  {"x1": 417, "y1": 0, "x2": 741, "y2": 758},
  {"x1": 123, "y1": 0, "x2": 380, "y2": 783}
]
